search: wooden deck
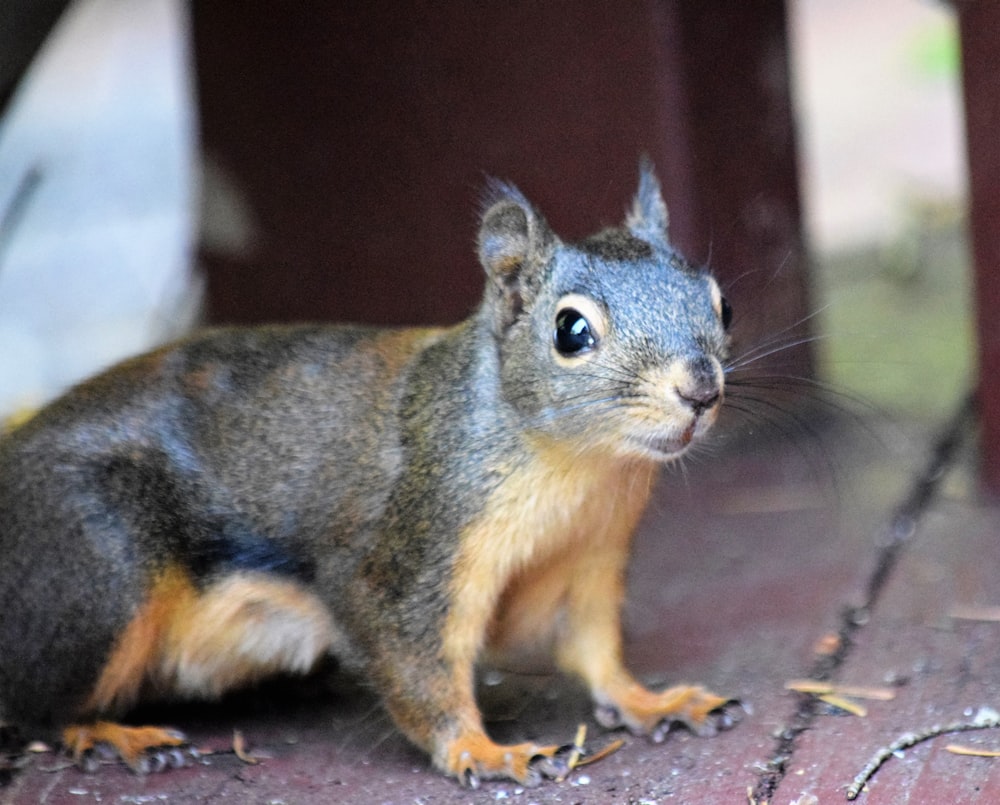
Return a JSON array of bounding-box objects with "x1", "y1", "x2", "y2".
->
[{"x1": 2, "y1": 398, "x2": 997, "y2": 804}]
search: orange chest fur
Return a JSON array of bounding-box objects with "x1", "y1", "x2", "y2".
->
[{"x1": 443, "y1": 448, "x2": 659, "y2": 666}]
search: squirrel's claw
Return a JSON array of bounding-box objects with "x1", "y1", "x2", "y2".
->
[
  {"x1": 681, "y1": 696, "x2": 744, "y2": 738},
  {"x1": 529, "y1": 747, "x2": 573, "y2": 782},
  {"x1": 62, "y1": 722, "x2": 194, "y2": 774},
  {"x1": 445, "y1": 732, "x2": 569, "y2": 788},
  {"x1": 129, "y1": 744, "x2": 199, "y2": 774},
  {"x1": 704, "y1": 697, "x2": 745, "y2": 733}
]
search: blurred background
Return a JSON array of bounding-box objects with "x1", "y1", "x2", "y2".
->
[{"x1": 0, "y1": 0, "x2": 971, "y2": 425}]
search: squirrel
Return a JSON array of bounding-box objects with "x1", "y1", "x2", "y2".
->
[{"x1": 0, "y1": 161, "x2": 735, "y2": 787}]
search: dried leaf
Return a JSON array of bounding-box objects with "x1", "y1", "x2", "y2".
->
[
  {"x1": 575, "y1": 737, "x2": 624, "y2": 767},
  {"x1": 946, "y1": 743, "x2": 1000, "y2": 757},
  {"x1": 949, "y1": 604, "x2": 1000, "y2": 622},
  {"x1": 818, "y1": 693, "x2": 868, "y2": 717},
  {"x1": 812, "y1": 633, "x2": 842, "y2": 656},
  {"x1": 232, "y1": 730, "x2": 259, "y2": 765},
  {"x1": 555, "y1": 723, "x2": 587, "y2": 781},
  {"x1": 785, "y1": 679, "x2": 895, "y2": 701}
]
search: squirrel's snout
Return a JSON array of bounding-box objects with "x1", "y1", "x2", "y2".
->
[
  {"x1": 674, "y1": 358, "x2": 724, "y2": 417},
  {"x1": 676, "y1": 384, "x2": 720, "y2": 417}
]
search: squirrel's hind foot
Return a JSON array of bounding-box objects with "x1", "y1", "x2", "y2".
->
[{"x1": 62, "y1": 722, "x2": 196, "y2": 773}]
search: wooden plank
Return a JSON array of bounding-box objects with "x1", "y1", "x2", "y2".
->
[{"x1": 777, "y1": 501, "x2": 1000, "y2": 803}]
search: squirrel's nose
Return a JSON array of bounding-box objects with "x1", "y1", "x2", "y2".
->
[
  {"x1": 677, "y1": 384, "x2": 720, "y2": 416},
  {"x1": 675, "y1": 359, "x2": 722, "y2": 416}
]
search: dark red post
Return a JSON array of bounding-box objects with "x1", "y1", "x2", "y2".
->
[
  {"x1": 957, "y1": 1, "x2": 1000, "y2": 491},
  {"x1": 192, "y1": 1, "x2": 810, "y2": 375}
]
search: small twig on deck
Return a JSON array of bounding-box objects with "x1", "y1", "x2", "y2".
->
[{"x1": 845, "y1": 706, "x2": 1000, "y2": 800}]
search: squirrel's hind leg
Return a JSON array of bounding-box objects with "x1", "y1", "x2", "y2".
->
[
  {"x1": 155, "y1": 571, "x2": 336, "y2": 699},
  {"x1": 67, "y1": 567, "x2": 336, "y2": 772},
  {"x1": 86, "y1": 566, "x2": 335, "y2": 708}
]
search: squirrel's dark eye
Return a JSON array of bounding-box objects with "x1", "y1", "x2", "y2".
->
[
  {"x1": 720, "y1": 297, "x2": 733, "y2": 331},
  {"x1": 554, "y1": 308, "x2": 596, "y2": 355}
]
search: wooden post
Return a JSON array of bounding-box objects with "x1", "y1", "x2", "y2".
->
[
  {"x1": 193, "y1": 1, "x2": 810, "y2": 376},
  {"x1": 654, "y1": 0, "x2": 812, "y2": 377},
  {"x1": 957, "y1": 1, "x2": 1000, "y2": 491}
]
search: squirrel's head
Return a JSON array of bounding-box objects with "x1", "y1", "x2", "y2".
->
[{"x1": 477, "y1": 159, "x2": 730, "y2": 463}]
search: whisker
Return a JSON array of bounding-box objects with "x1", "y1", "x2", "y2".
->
[
  {"x1": 726, "y1": 391, "x2": 828, "y2": 439},
  {"x1": 729, "y1": 374, "x2": 867, "y2": 405},
  {"x1": 725, "y1": 302, "x2": 830, "y2": 357},
  {"x1": 726, "y1": 375, "x2": 885, "y2": 431},
  {"x1": 726, "y1": 333, "x2": 832, "y2": 373},
  {"x1": 582, "y1": 358, "x2": 641, "y2": 385},
  {"x1": 719, "y1": 405, "x2": 843, "y2": 490},
  {"x1": 522, "y1": 395, "x2": 629, "y2": 428},
  {"x1": 661, "y1": 453, "x2": 693, "y2": 490}
]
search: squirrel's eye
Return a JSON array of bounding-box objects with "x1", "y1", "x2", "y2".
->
[
  {"x1": 554, "y1": 308, "x2": 596, "y2": 355},
  {"x1": 720, "y1": 297, "x2": 733, "y2": 331}
]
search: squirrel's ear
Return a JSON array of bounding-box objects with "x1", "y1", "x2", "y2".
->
[
  {"x1": 625, "y1": 157, "x2": 669, "y2": 245},
  {"x1": 478, "y1": 181, "x2": 555, "y2": 327}
]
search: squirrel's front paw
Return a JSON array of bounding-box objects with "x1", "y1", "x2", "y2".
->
[
  {"x1": 595, "y1": 683, "x2": 742, "y2": 742},
  {"x1": 441, "y1": 731, "x2": 571, "y2": 789},
  {"x1": 62, "y1": 722, "x2": 197, "y2": 773}
]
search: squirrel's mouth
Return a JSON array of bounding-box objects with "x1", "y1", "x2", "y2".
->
[
  {"x1": 627, "y1": 419, "x2": 709, "y2": 461},
  {"x1": 627, "y1": 433, "x2": 692, "y2": 461}
]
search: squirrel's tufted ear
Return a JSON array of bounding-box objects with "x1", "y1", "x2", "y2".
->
[
  {"x1": 625, "y1": 157, "x2": 669, "y2": 245},
  {"x1": 478, "y1": 181, "x2": 555, "y2": 328}
]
